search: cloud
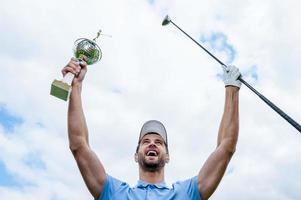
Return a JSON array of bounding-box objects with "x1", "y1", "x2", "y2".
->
[
  {"x1": 200, "y1": 32, "x2": 236, "y2": 64},
  {"x1": 0, "y1": 106, "x2": 23, "y2": 133},
  {"x1": 0, "y1": 0, "x2": 301, "y2": 199},
  {"x1": 0, "y1": 160, "x2": 22, "y2": 187}
]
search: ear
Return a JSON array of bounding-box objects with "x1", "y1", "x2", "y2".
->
[
  {"x1": 134, "y1": 153, "x2": 138, "y2": 163},
  {"x1": 165, "y1": 154, "x2": 170, "y2": 163}
]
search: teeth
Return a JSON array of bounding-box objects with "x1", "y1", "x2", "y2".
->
[{"x1": 147, "y1": 151, "x2": 157, "y2": 156}]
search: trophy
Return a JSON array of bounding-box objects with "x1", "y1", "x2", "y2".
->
[{"x1": 50, "y1": 30, "x2": 103, "y2": 101}]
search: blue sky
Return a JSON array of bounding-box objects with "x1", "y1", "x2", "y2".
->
[
  {"x1": 1, "y1": 0, "x2": 301, "y2": 199},
  {"x1": 0, "y1": 106, "x2": 23, "y2": 133},
  {"x1": 0, "y1": 160, "x2": 19, "y2": 187},
  {"x1": 200, "y1": 32, "x2": 236, "y2": 64},
  {"x1": 0, "y1": 107, "x2": 22, "y2": 187}
]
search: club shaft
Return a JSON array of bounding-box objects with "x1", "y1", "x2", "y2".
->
[
  {"x1": 170, "y1": 20, "x2": 301, "y2": 133},
  {"x1": 238, "y1": 77, "x2": 301, "y2": 132},
  {"x1": 170, "y1": 21, "x2": 227, "y2": 68}
]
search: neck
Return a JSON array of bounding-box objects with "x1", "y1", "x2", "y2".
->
[{"x1": 139, "y1": 167, "x2": 165, "y2": 183}]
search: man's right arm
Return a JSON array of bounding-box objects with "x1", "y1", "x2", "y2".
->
[
  {"x1": 197, "y1": 66, "x2": 241, "y2": 200},
  {"x1": 64, "y1": 58, "x2": 106, "y2": 199}
]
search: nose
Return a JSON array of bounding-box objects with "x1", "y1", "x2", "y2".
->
[{"x1": 148, "y1": 142, "x2": 157, "y2": 148}]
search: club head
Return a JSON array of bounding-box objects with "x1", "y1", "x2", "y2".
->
[{"x1": 162, "y1": 15, "x2": 171, "y2": 26}]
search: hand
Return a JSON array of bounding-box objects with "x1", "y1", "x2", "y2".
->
[
  {"x1": 61, "y1": 58, "x2": 88, "y2": 86},
  {"x1": 223, "y1": 65, "x2": 241, "y2": 88}
]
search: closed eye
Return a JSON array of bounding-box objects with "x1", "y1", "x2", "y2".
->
[
  {"x1": 155, "y1": 140, "x2": 163, "y2": 145},
  {"x1": 142, "y1": 139, "x2": 150, "y2": 144}
]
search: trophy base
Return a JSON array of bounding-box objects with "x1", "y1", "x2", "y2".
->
[{"x1": 50, "y1": 79, "x2": 71, "y2": 101}]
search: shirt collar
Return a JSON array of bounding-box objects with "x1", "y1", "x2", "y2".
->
[{"x1": 136, "y1": 179, "x2": 168, "y2": 189}]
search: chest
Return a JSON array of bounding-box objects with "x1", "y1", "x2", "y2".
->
[{"x1": 111, "y1": 185, "x2": 191, "y2": 200}]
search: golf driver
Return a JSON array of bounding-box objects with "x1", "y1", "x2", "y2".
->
[{"x1": 162, "y1": 15, "x2": 301, "y2": 133}]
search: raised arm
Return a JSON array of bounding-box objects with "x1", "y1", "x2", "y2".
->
[
  {"x1": 63, "y1": 58, "x2": 106, "y2": 199},
  {"x1": 198, "y1": 66, "x2": 241, "y2": 200}
]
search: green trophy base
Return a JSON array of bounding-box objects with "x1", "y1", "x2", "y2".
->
[
  {"x1": 50, "y1": 79, "x2": 71, "y2": 101},
  {"x1": 50, "y1": 30, "x2": 102, "y2": 102}
]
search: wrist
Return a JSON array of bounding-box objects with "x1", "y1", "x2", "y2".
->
[
  {"x1": 71, "y1": 82, "x2": 83, "y2": 95},
  {"x1": 225, "y1": 86, "x2": 240, "y2": 92},
  {"x1": 72, "y1": 81, "x2": 83, "y2": 88}
]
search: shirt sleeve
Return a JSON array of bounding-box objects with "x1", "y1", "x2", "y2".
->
[
  {"x1": 98, "y1": 174, "x2": 124, "y2": 200},
  {"x1": 175, "y1": 176, "x2": 202, "y2": 200}
]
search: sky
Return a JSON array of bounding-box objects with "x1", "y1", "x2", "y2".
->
[{"x1": 0, "y1": 0, "x2": 301, "y2": 199}]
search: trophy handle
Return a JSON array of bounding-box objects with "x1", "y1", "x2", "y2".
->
[{"x1": 63, "y1": 72, "x2": 75, "y2": 86}]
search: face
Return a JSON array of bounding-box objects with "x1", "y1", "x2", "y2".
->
[{"x1": 135, "y1": 133, "x2": 169, "y2": 172}]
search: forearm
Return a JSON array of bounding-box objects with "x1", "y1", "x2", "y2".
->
[
  {"x1": 68, "y1": 83, "x2": 89, "y2": 151},
  {"x1": 217, "y1": 86, "x2": 239, "y2": 152}
]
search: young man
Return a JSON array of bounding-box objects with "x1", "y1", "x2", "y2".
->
[{"x1": 63, "y1": 58, "x2": 241, "y2": 200}]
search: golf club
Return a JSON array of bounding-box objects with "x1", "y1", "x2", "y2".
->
[{"x1": 162, "y1": 15, "x2": 301, "y2": 133}]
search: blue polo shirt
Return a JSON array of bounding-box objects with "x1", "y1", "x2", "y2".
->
[{"x1": 99, "y1": 174, "x2": 202, "y2": 200}]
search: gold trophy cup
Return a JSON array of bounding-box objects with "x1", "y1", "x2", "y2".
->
[{"x1": 50, "y1": 31, "x2": 102, "y2": 101}]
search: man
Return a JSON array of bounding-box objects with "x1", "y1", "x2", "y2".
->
[{"x1": 62, "y1": 58, "x2": 241, "y2": 200}]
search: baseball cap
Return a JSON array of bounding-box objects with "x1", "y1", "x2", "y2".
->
[{"x1": 139, "y1": 120, "x2": 168, "y2": 146}]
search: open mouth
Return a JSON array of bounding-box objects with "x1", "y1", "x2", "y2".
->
[{"x1": 146, "y1": 150, "x2": 158, "y2": 156}]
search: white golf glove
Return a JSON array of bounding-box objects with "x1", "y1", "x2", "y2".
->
[{"x1": 223, "y1": 65, "x2": 242, "y2": 88}]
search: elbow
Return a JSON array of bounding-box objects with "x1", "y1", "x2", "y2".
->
[
  {"x1": 219, "y1": 138, "x2": 237, "y2": 157},
  {"x1": 69, "y1": 144, "x2": 78, "y2": 154},
  {"x1": 218, "y1": 126, "x2": 239, "y2": 155},
  {"x1": 227, "y1": 146, "x2": 236, "y2": 156},
  {"x1": 69, "y1": 139, "x2": 89, "y2": 155},
  {"x1": 226, "y1": 137, "x2": 237, "y2": 154},
  {"x1": 69, "y1": 145, "x2": 80, "y2": 156}
]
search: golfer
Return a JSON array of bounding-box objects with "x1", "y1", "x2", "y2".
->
[{"x1": 62, "y1": 58, "x2": 241, "y2": 200}]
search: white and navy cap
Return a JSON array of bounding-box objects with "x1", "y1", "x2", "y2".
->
[{"x1": 139, "y1": 120, "x2": 168, "y2": 146}]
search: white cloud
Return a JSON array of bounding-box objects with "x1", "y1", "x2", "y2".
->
[{"x1": 0, "y1": 0, "x2": 301, "y2": 199}]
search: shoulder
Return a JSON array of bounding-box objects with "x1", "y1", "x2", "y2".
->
[
  {"x1": 172, "y1": 176, "x2": 202, "y2": 200},
  {"x1": 98, "y1": 174, "x2": 130, "y2": 200},
  {"x1": 173, "y1": 176, "x2": 198, "y2": 187}
]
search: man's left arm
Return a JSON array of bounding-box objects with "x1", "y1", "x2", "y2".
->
[{"x1": 197, "y1": 66, "x2": 241, "y2": 200}]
